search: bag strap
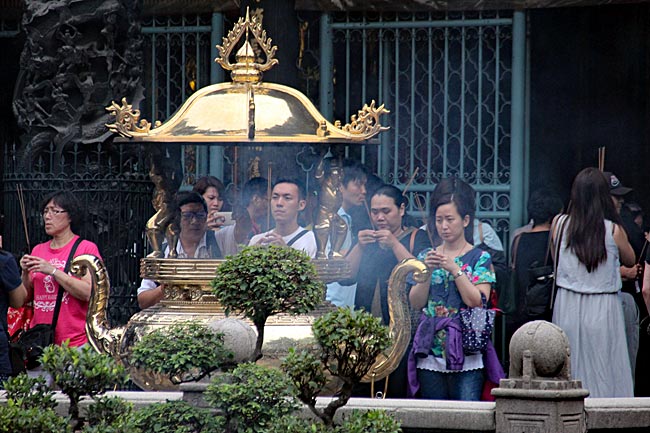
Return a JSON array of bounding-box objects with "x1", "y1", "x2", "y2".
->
[
  {"x1": 510, "y1": 233, "x2": 523, "y2": 269},
  {"x1": 51, "y1": 237, "x2": 83, "y2": 330},
  {"x1": 541, "y1": 226, "x2": 556, "y2": 267},
  {"x1": 409, "y1": 228, "x2": 418, "y2": 254},
  {"x1": 205, "y1": 231, "x2": 222, "y2": 259},
  {"x1": 477, "y1": 221, "x2": 484, "y2": 243},
  {"x1": 286, "y1": 230, "x2": 309, "y2": 247},
  {"x1": 548, "y1": 215, "x2": 567, "y2": 310}
]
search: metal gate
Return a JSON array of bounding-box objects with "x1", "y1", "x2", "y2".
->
[
  {"x1": 322, "y1": 10, "x2": 527, "y2": 243},
  {"x1": 2, "y1": 141, "x2": 152, "y2": 327},
  {"x1": 139, "y1": 10, "x2": 527, "y2": 241}
]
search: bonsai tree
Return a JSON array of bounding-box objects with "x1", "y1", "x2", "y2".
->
[
  {"x1": 205, "y1": 362, "x2": 298, "y2": 433},
  {"x1": 281, "y1": 308, "x2": 392, "y2": 427},
  {"x1": 130, "y1": 321, "x2": 234, "y2": 384},
  {"x1": 41, "y1": 342, "x2": 128, "y2": 431},
  {"x1": 211, "y1": 245, "x2": 324, "y2": 360}
]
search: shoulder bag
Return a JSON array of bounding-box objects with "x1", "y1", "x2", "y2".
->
[
  {"x1": 525, "y1": 215, "x2": 567, "y2": 319},
  {"x1": 10, "y1": 237, "x2": 83, "y2": 373}
]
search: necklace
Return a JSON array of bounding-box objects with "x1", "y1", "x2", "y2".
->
[{"x1": 442, "y1": 242, "x2": 469, "y2": 258}]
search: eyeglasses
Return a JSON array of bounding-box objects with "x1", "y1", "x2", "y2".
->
[
  {"x1": 42, "y1": 208, "x2": 67, "y2": 216},
  {"x1": 181, "y1": 211, "x2": 207, "y2": 221}
]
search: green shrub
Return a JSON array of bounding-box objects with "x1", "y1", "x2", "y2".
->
[
  {"x1": 205, "y1": 362, "x2": 299, "y2": 433},
  {"x1": 133, "y1": 400, "x2": 222, "y2": 433},
  {"x1": 131, "y1": 321, "x2": 234, "y2": 384},
  {"x1": 41, "y1": 342, "x2": 128, "y2": 430},
  {"x1": 312, "y1": 308, "x2": 390, "y2": 383},
  {"x1": 0, "y1": 406, "x2": 71, "y2": 433},
  {"x1": 282, "y1": 308, "x2": 391, "y2": 426},
  {"x1": 211, "y1": 245, "x2": 324, "y2": 360},
  {"x1": 3, "y1": 374, "x2": 57, "y2": 411},
  {"x1": 267, "y1": 416, "x2": 330, "y2": 433},
  {"x1": 340, "y1": 410, "x2": 401, "y2": 433},
  {"x1": 82, "y1": 395, "x2": 140, "y2": 433},
  {"x1": 282, "y1": 347, "x2": 327, "y2": 406}
]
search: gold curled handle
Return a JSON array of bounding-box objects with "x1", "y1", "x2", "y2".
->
[
  {"x1": 361, "y1": 258, "x2": 430, "y2": 383},
  {"x1": 72, "y1": 254, "x2": 124, "y2": 359}
]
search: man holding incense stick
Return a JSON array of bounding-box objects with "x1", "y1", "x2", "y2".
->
[
  {"x1": 325, "y1": 159, "x2": 368, "y2": 307},
  {"x1": 249, "y1": 178, "x2": 317, "y2": 258}
]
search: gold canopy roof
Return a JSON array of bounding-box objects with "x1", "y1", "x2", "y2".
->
[{"x1": 106, "y1": 9, "x2": 389, "y2": 145}]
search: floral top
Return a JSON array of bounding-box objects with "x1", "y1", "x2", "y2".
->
[{"x1": 416, "y1": 247, "x2": 495, "y2": 367}]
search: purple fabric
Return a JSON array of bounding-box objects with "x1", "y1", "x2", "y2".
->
[
  {"x1": 482, "y1": 340, "x2": 506, "y2": 385},
  {"x1": 407, "y1": 313, "x2": 505, "y2": 398},
  {"x1": 408, "y1": 314, "x2": 464, "y2": 397}
]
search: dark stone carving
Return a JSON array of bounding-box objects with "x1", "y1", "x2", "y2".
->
[{"x1": 12, "y1": 0, "x2": 144, "y2": 169}]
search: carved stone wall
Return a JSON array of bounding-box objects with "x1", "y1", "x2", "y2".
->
[{"x1": 12, "y1": 0, "x2": 144, "y2": 170}]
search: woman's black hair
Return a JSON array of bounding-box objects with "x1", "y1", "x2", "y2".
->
[
  {"x1": 40, "y1": 191, "x2": 83, "y2": 234},
  {"x1": 566, "y1": 167, "x2": 622, "y2": 272},
  {"x1": 371, "y1": 185, "x2": 407, "y2": 208},
  {"x1": 527, "y1": 188, "x2": 563, "y2": 227},
  {"x1": 192, "y1": 176, "x2": 226, "y2": 199},
  {"x1": 427, "y1": 177, "x2": 475, "y2": 246}
]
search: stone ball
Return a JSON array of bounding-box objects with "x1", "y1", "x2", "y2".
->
[
  {"x1": 208, "y1": 318, "x2": 257, "y2": 363},
  {"x1": 509, "y1": 320, "x2": 569, "y2": 378}
]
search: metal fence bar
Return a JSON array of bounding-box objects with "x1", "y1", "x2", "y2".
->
[
  {"x1": 331, "y1": 18, "x2": 512, "y2": 29},
  {"x1": 330, "y1": 11, "x2": 516, "y2": 242}
]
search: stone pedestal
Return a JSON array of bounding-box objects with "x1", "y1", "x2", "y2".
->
[
  {"x1": 493, "y1": 386, "x2": 588, "y2": 433},
  {"x1": 493, "y1": 320, "x2": 589, "y2": 433}
]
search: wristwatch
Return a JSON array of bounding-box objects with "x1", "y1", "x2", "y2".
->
[{"x1": 454, "y1": 269, "x2": 463, "y2": 279}]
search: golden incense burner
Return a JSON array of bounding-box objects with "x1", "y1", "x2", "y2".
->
[{"x1": 83, "y1": 9, "x2": 421, "y2": 391}]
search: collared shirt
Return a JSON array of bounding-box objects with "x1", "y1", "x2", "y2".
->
[{"x1": 137, "y1": 232, "x2": 214, "y2": 295}]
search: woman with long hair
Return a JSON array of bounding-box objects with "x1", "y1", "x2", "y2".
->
[
  {"x1": 552, "y1": 167, "x2": 635, "y2": 397},
  {"x1": 408, "y1": 182, "x2": 502, "y2": 400}
]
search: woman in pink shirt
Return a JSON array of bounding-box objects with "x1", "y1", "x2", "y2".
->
[{"x1": 20, "y1": 191, "x2": 101, "y2": 347}]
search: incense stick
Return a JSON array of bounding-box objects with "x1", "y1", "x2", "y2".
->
[
  {"x1": 402, "y1": 167, "x2": 420, "y2": 196},
  {"x1": 16, "y1": 184, "x2": 30, "y2": 252},
  {"x1": 363, "y1": 199, "x2": 377, "y2": 231},
  {"x1": 266, "y1": 163, "x2": 272, "y2": 231},
  {"x1": 413, "y1": 193, "x2": 434, "y2": 247},
  {"x1": 598, "y1": 146, "x2": 606, "y2": 172},
  {"x1": 638, "y1": 239, "x2": 648, "y2": 266}
]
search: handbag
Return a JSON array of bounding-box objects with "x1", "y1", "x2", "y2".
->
[
  {"x1": 525, "y1": 215, "x2": 567, "y2": 319},
  {"x1": 10, "y1": 237, "x2": 83, "y2": 372},
  {"x1": 459, "y1": 294, "x2": 495, "y2": 354}
]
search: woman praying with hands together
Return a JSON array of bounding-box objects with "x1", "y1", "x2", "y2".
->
[{"x1": 408, "y1": 180, "x2": 502, "y2": 400}]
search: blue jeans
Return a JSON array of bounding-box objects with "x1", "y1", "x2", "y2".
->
[{"x1": 417, "y1": 368, "x2": 484, "y2": 401}]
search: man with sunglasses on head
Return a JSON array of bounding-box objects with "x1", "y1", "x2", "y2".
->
[{"x1": 137, "y1": 191, "x2": 221, "y2": 309}]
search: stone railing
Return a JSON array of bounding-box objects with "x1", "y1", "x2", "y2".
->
[
  {"x1": 13, "y1": 391, "x2": 650, "y2": 432},
  {"x1": 5, "y1": 321, "x2": 650, "y2": 432}
]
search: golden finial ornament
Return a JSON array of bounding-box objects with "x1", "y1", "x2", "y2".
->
[
  {"x1": 216, "y1": 7, "x2": 278, "y2": 84},
  {"x1": 335, "y1": 100, "x2": 390, "y2": 138},
  {"x1": 105, "y1": 98, "x2": 160, "y2": 138}
]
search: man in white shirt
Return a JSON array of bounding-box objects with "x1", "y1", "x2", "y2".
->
[
  {"x1": 249, "y1": 178, "x2": 317, "y2": 258},
  {"x1": 326, "y1": 160, "x2": 368, "y2": 307},
  {"x1": 137, "y1": 191, "x2": 220, "y2": 309}
]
